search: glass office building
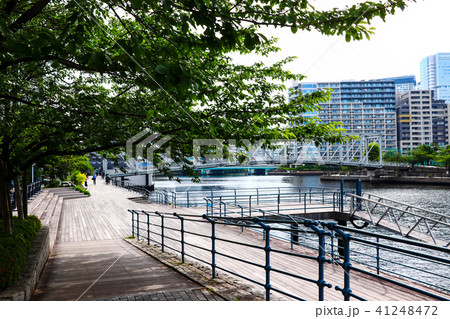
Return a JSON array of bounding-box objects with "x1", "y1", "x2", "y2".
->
[
  {"x1": 420, "y1": 53, "x2": 450, "y2": 103},
  {"x1": 378, "y1": 75, "x2": 416, "y2": 93}
]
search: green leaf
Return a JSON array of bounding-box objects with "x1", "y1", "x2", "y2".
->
[{"x1": 156, "y1": 64, "x2": 168, "y2": 74}]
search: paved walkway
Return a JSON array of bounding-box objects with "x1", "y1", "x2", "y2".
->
[{"x1": 32, "y1": 178, "x2": 222, "y2": 301}]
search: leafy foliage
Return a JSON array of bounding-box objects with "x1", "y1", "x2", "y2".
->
[
  {"x1": 0, "y1": 216, "x2": 41, "y2": 289},
  {"x1": 0, "y1": 0, "x2": 414, "y2": 233},
  {"x1": 75, "y1": 173, "x2": 87, "y2": 187},
  {"x1": 40, "y1": 156, "x2": 94, "y2": 182},
  {"x1": 437, "y1": 145, "x2": 450, "y2": 170},
  {"x1": 365, "y1": 142, "x2": 380, "y2": 162},
  {"x1": 405, "y1": 144, "x2": 436, "y2": 166}
]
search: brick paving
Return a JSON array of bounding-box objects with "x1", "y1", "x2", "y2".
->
[{"x1": 99, "y1": 288, "x2": 224, "y2": 301}]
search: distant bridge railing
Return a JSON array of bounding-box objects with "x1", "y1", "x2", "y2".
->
[
  {"x1": 348, "y1": 193, "x2": 450, "y2": 247},
  {"x1": 129, "y1": 210, "x2": 450, "y2": 301}
]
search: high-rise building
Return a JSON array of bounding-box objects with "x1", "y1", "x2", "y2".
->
[
  {"x1": 378, "y1": 75, "x2": 416, "y2": 93},
  {"x1": 290, "y1": 79, "x2": 397, "y2": 151},
  {"x1": 420, "y1": 53, "x2": 450, "y2": 103},
  {"x1": 396, "y1": 90, "x2": 449, "y2": 152}
]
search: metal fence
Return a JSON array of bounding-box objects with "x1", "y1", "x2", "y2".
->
[
  {"x1": 129, "y1": 210, "x2": 450, "y2": 301},
  {"x1": 164, "y1": 186, "x2": 344, "y2": 208},
  {"x1": 10, "y1": 181, "x2": 42, "y2": 210}
]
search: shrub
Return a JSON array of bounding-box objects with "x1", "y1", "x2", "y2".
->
[
  {"x1": 0, "y1": 216, "x2": 42, "y2": 289},
  {"x1": 72, "y1": 185, "x2": 91, "y2": 196},
  {"x1": 74, "y1": 173, "x2": 86, "y2": 186},
  {"x1": 46, "y1": 178, "x2": 61, "y2": 188},
  {"x1": 70, "y1": 170, "x2": 81, "y2": 185}
]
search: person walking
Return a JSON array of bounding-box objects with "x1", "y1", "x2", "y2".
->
[{"x1": 92, "y1": 173, "x2": 97, "y2": 185}]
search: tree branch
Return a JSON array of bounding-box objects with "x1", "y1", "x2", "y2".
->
[{"x1": 9, "y1": 0, "x2": 51, "y2": 32}]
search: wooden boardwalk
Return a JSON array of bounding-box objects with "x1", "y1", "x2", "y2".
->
[
  {"x1": 31, "y1": 182, "x2": 205, "y2": 301},
  {"x1": 31, "y1": 179, "x2": 449, "y2": 301}
]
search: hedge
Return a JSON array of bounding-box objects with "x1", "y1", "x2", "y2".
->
[{"x1": 0, "y1": 216, "x2": 42, "y2": 290}]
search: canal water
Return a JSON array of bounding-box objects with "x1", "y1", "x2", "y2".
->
[
  {"x1": 154, "y1": 173, "x2": 450, "y2": 294},
  {"x1": 155, "y1": 173, "x2": 450, "y2": 215}
]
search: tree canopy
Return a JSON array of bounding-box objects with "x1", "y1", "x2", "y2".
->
[{"x1": 0, "y1": 0, "x2": 415, "y2": 233}]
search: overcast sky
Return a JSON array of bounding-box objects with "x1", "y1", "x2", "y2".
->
[{"x1": 232, "y1": 0, "x2": 450, "y2": 85}]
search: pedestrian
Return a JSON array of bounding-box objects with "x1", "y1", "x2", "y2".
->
[{"x1": 92, "y1": 173, "x2": 97, "y2": 185}]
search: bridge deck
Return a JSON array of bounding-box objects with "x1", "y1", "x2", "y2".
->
[
  {"x1": 352, "y1": 210, "x2": 448, "y2": 247},
  {"x1": 34, "y1": 179, "x2": 448, "y2": 301}
]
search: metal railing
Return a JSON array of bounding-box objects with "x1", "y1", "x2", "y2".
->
[
  {"x1": 10, "y1": 181, "x2": 42, "y2": 210},
  {"x1": 203, "y1": 190, "x2": 346, "y2": 218},
  {"x1": 348, "y1": 192, "x2": 450, "y2": 247},
  {"x1": 163, "y1": 186, "x2": 343, "y2": 208},
  {"x1": 129, "y1": 210, "x2": 450, "y2": 301}
]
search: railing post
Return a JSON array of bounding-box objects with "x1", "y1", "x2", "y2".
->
[
  {"x1": 234, "y1": 189, "x2": 237, "y2": 206},
  {"x1": 304, "y1": 193, "x2": 307, "y2": 213},
  {"x1": 142, "y1": 211, "x2": 150, "y2": 245},
  {"x1": 249, "y1": 195, "x2": 252, "y2": 216},
  {"x1": 237, "y1": 205, "x2": 244, "y2": 232},
  {"x1": 156, "y1": 211, "x2": 165, "y2": 252},
  {"x1": 187, "y1": 191, "x2": 190, "y2": 208},
  {"x1": 131, "y1": 210, "x2": 135, "y2": 238},
  {"x1": 136, "y1": 211, "x2": 140, "y2": 241},
  {"x1": 376, "y1": 237, "x2": 380, "y2": 275},
  {"x1": 307, "y1": 221, "x2": 332, "y2": 301},
  {"x1": 254, "y1": 218, "x2": 271, "y2": 301},
  {"x1": 333, "y1": 227, "x2": 352, "y2": 301},
  {"x1": 174, "y1": 213, "x2": 185, "y2": 263},
  {"x1": 203, "y1": 215, "x2": 217, "y2": 279},
  {"x1": 277, "y1": 194, "x2": 280, "y2": 214},
  {"x1": 257, "y1": 188, "x2": 259, "y2": 205}
]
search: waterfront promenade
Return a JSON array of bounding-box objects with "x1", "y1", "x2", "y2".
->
[
  {"x1": 30, "y1": 178, "x2": 448, "y2": 301},
  {"x1": 31, "y1": 179, "x2": 222, "y2": 301}
]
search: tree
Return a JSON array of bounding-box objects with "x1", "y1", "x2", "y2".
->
[
  {"x1": 406, "y1": 144, "x2": 436, "y2": 167},
  {"x1": 437, "y1": 145, "x2": 450, "y2": 171},
  {"x1": 0, "y1": 0, "x2": 414, "y2": 234},
  {"x1": 365, "y1": 142, "x2": 380, "y2": 162},
  {"x1": 40, "y1": 155, "x2": 94, "y2": 182},
  {"x1": 383, "y1": 149, "x2": 406, "y2": 163}
]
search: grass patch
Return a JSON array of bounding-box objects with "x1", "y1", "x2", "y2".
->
[
  {"x1": 0, "y1": 216, "x2": 42, "y2": 290},
  {"x1": 71, "y1": 185, "x2": 91, "y2": 196}
]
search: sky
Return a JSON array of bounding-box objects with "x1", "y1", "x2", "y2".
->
[{"x1": 231, "y1": 0, "x2": 450, "y2": 85}]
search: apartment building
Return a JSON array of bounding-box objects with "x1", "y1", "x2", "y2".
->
[
  {"x1": 396, "y1": 90, "x2": 449, "y2": 152},
  {"x1": 290, "y1": 80, "x2": 397, "y2": 151}
]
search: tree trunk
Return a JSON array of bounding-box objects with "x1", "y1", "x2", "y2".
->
[
  {"x1": 13, "y1": 176, "x2": 24, "y2": 219},
  {"x1": 0, "y1": 168, "x2": 13, "y2": 235},
  {"x1": 22, "y1": 170, "x2": 28, "y2": 218}
]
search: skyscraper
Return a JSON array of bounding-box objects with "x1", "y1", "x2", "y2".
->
[{"x1": 420, "y1": 53, "x2": 450, "y2": 103}]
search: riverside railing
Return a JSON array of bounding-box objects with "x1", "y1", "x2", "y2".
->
[
  {"x1": 347, "y1": 192, "x2": 450, "y2": 247},
  {"x1": 10, "y1": 181, "x2": 42, "y2": 210},
  {"x1": 165, "y1": 186, "x2": 343, "y2": 208},
  {"x1": 129, "y1": 210, "x2": 450, "y2": 301},
  {"x1": 203, "y1": 190, "x2": 345, "y2": 218}
]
